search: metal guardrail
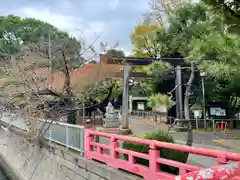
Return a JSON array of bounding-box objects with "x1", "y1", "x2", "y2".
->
[
  {"x1": 131, "y1": 110, "x2": 175, "y2": 123},
  {"x1": 169, "y1": 118, "x2": 240, "y2": 128},
  {"x1": 41, "y1": 120, "x2": 84, "y2": 156},
  {"x1": 131, "y1": 110, "x2": 156, "y2": 117}
]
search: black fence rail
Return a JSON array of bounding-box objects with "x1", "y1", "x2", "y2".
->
[
  {"x1": 169, "y1": 118, "x2": 240, "y2": 132},
  {"x1": 130, "y1": 110, "x2": 176, "y2": 124},
  {"x1": 130, "y1": 110, "x2": 240, "y2": 132}
]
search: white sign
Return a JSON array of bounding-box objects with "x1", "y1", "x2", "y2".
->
[
  {"x1": 210, "y1": 108, "x2": 216, "y2": 116},
  {"x1": 193, "y1": 110, "x2": 202, "y2": 119},
  {"x1": 210, "y1": 107, "x2": 226, "y2": 116},
  {"x1": 137, "y1": 103, "x2": 145, "y2": 110}
]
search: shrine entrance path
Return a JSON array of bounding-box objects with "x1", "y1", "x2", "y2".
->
[{"x1": 129, "y1": 116, "x2": 169, "y2": 135}]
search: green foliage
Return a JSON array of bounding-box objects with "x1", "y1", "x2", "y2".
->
[
  {"x1": 130, "y1": 1, "x2": 240, "y2": 116},
  {"x1": 201, "y1": 0, "x2": 240, "y2": 33},
  {"x1": 147, "y1": 93, "x2": 175, "y2": 109},
  {"x1": 131, "y1": 25, "x2": 163, "y2": 58},
  {"x1": 130, "y1": 79, "x2": 153, "y2": 97},
  {"x1": 122, "y1": 131, "x2": 185, "y2": 174},
  {"x1": 131, "y1": 61, "x2": 172, "y2": 97},
  {"x1": 50, "y1": 37, "x2": 84, "y2": 70},
  {"x1": 0, "y1": 15, "x2": 68, "y2": 57},
  {"x1": 105, "y1": 49, "x2": 125, "y2": 57},
  {"x1": 165, "y1": 2, "x2": 223, "y2": 58},
  {"x1": 0, "y1": 15, "x2": 84, "y2": 70},
  {"x1": 143, "y1": 61, "x2": 172, "y2": 79}
]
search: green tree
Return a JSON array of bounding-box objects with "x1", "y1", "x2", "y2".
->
[
  {"x1": 130, "y1": 24, "x2": 172, "y2": 96},
  {"x1": 105, "y1": 49, "x2": 125, "y2": 57},
  {"x1": 130, "y1": 2, "x2": 240, "y2": 162},
  {"x1": 0, "y1": 15, "x2": 82, "y2": 68},
  {"x1": 201, "y1": 0, "x2": 240, "y2": 33},
  {"x1": 131, "y1": 24, "x2": 163, "y2": 58},
  {"x1": 168, "y1": 2, "x2": 240, "y2": 118},
  {"x1": 0, "y1": 15, "x2": 86, "y2": 124},
  {"x1": 147, "y1": 93, "x2": 175, "y2": 111},
  {"x1": 187, "y1": 27, "x2": 240, "y2": 117}
]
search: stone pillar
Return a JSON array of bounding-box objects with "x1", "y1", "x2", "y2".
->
[
  {"x1": 175, "y1": 65, "x2": 183, "y2": 119},
  {"x1": 121, "y1": 63, "x2": 131, "y2": 129},
  {"x1": 103, "y1": 102, "x2": 120, "y2": 128}
]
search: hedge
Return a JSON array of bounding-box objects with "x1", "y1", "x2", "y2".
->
[{"x1": 122, "y1": 131, "x2": 185, "y2": 175}]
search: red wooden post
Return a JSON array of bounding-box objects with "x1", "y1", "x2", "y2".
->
[
  {"x1": 110, "y1": 136, "x2": 118, "y2": 159},
  {"x1": 179, "y1": 167, "x2": 187, "y2": 175},
  {"x1": 148, "y1": 142, "x2": 160, "y2": 180},
  {"x1": 217, "y1": 152, "x2": 227, "y2": 164},
  {"x1": 128, "y1": 154, "x2": 136, "y2": 165},
  {"x1": 84, "y1": 129, "x2": 93, "y2": 158}
]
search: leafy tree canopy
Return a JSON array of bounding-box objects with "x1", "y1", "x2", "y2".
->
[
  {"x1": 0, "y1": 15, "x2": 83, "y2": 69},
  {"x1": 201, "y1": 0, "x2": 240, "y2": 33},
  {"x1": 105, "y1": 49, "x2": 125, "y2": 57},
  {"x1": 131, "y1": 1, "x2": 240, "y2": 116}
]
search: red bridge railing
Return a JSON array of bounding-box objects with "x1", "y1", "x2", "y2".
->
[{"x1": 84, "y1": 129, "x2": 240, "y2": 180}]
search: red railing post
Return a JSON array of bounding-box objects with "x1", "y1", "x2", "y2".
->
[
  {"x1": 217, "y1": 152, "x2": 227, "y2": 164},
  {"x1": 149, "y1": 142, "x2": 160, "y2": 177},
  {"x1": 128, "y1": 154, "x2": 136, "y2": 165},
  {"x1": 110, "y1": 136, "x2": 118, "y2": 159},
  {"x1": 84, "y1": 129, "x2": 93, "y2": 158},
  {"x1": 109, "y1": 136, "x2": 119, "y2": 168},
  {"x1": 179, "y1": 167, "x2": 187, "y2": 175}
]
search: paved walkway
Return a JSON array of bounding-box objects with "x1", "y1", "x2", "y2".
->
[
  {"x1": 129, "y1": 116, "x2": 169, "y2": 135},
  {"x1": 213, "y1": 139, "x2": 240, "y2": 151}
]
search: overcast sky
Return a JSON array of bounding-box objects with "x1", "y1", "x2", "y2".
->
[{"x1": 1, "y1": 0, "x2": 150, "y2": 56}]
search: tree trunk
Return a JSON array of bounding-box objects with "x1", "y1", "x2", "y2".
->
[
  {"x1": 62, "y1": 51, "x2": 76, "y2": 124},
  {"x1": 182, "y1": 62, "x2": 195, "y2": 163}
]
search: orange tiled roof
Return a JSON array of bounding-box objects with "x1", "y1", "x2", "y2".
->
[{"x1": 35, "y1": 55, "x2": 123, "y2": 93}]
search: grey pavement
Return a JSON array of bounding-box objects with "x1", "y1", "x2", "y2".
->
[
  {"x1": 212, "y1": 139, "x2": 240, "y2": 151},
  {"x1": 129, "y1": 116, "x2": 169, "y2": 134},
  {"x1": 174, "y1": 139, "x2": 236, "y2": 167}
]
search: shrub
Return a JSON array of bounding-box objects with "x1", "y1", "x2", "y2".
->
[{"x1": 122, "y1": 131, "x2": 185, "y2": 175}]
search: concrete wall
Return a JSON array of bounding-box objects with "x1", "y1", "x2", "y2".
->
[{"x1": 0, "y1": 125, "x2": 141, "y2": 180}]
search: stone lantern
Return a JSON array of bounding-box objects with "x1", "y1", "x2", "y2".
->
[
  {"x1": 190, "y1": 103, "x2": 202, "y2": 129},
  {"x1": 103, "y1": 102, "x2": 120, "y2": 128}
]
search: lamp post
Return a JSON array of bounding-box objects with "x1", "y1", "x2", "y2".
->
[
  {"x1": 128, "y1": 78, "x2": 135, "y2": 114},
  {"x1": 200, "y1": 70, "x2": 207, "y2": 130},
  {"x1": 191, "y1": 103, "x2": 204, "y2": 143}
]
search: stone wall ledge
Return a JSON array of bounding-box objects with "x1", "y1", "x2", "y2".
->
[{"x1": 0, "y1": 120, "x2": 142, "y2": 180}]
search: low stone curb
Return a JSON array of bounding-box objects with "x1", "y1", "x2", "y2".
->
[{"x1": 0, "y1": 150, "x2": 25, "y2": 180}]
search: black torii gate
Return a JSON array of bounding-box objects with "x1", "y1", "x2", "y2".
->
[{"x1": 104, "y1": 52, "x2": 185, "y2": 130}]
